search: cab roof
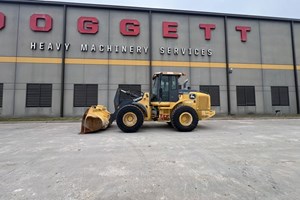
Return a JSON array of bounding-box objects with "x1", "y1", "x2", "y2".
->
[{"x1": 152, "y1": 72, "x2": 186, "y2": 79}]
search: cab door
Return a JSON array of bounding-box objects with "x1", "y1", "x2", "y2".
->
[{"x1": 160, "y1": 75, "x2": 179, "y2": 102}]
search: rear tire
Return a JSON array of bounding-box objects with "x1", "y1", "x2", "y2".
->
[
  {"x1": 171, "y1": 106, "x2": 198, "y2": 132},
  {"x1": 116, "y1": 105, "x2": 144, "y2": 133}
]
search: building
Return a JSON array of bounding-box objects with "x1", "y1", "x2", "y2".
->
[{"x1": 0, "y1": 0, "x2": 299, "y2": 117}]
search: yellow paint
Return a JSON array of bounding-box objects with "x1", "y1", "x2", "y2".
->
[
  {"x1": 152, "y1": 61, "x2": 190, "y2": 67},
  {"x1": 262, "y1": 64, "x2": 294, "y2": 70},
  {"x1": 65, "y1": 58, "x2": 150, "y2": 66},
  {"x1": 230, "y1": 63, "x2": 262, "y2": 69},
  {"x1": 179, "y1": 112, "x2": 193, "y2": 126},
  {"x1": 190, "y1": 62, "x2": 226, "y2": 68},
  {"x1": 152, "y1": 60, "x2": 226, "y2": 68},
  {"x1": 0, "y1": 56, "x2": 62, "y2": 64},
  {"x1": 0, "y1": 57, "x2": 17, "y2": 62},
  {"x1": 122, "y1": 112, "x2": 138, "y2": 127},
  {"x1": 0, "y1": 56, "x2": 298, "y2": 70},
  {"x1": 17, "y1": 57, "x2": 62, "y2": 64},
  {"x1": 80, "y1": 105, "x2": 111, "y2": 134},
  {"x1": 109, "y1": 59, "x2": 149, "y2": 66},
  {"x1": 138, "y1": 92, "x2": 152, "y2": 121},
  {"x1": 65, "y1": 58, "x2": 108, "y2": 65},
  {"x1": 230, "y1": 63, "x2": 294, "y2": 70},
  {"x1": 147, "y1": 91, "x2": 216, "y2": 121}
]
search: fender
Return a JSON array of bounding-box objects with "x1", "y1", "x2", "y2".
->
[
  {"x1": 132, "y1": 102, "x2": 148, "y2": 117},
  {"x1": 110, "y1": 101, "x2": 147, "y2": 124}
]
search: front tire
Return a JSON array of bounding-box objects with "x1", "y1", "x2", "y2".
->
[
  {"x1": 171, "y1": 106, "x2": 198, "y2": 132},
  {"x1": 116, "y1": 105, "x2": 144, "y2": 133}
]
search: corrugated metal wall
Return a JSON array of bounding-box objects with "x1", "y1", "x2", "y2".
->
[{"x1": 0, "y1": 1, "x2": 299, "y2": 117}]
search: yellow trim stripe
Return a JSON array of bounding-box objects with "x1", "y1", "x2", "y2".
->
[
  {"x1": 151, "y1": 61, "x2": 226, "y2": 68},
  {"x1": 65, "y1": 58, "x2": 108, "y2": 65},
  {"x1": 191, "y1": 62, "x2": 226, "y2": 68},
  {"x1": 230, "y1": 63, "x2": 294, "y2": 70},
  {"x1": 109, "y1": 59, "x2": 149, "y2": 66},
  {"x1": 65, "y1": 58, "x2": 150, "y2": 66},
  {"x1": 0, "y1": 56, "x2": 299, "y2": 70},
  {"x1": 152, "y1": 61, "x2": 189, "y2": 67},
  {"x1": 17, "y1": 57, "x2": 62, "y2": 64},
  {"x1": 230, "y1": 63, "x2": 262, "y2": 69},
  {"x1": 0, "y1": 57, "x2": 17, "y2": 62},
  {"x1": 0, "y1": 56, "x2": 62, "y2": 64},
  {"x1": 262, "y1": 64, "x2": 294, "y2": 70}
]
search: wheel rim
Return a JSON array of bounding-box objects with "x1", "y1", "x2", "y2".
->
[
  {"x1": 123, "y1": 112, "x2": 137, "y2": 127},
  {"x1": 179, "y1": 112, "x2": 193, "y2": 126}
]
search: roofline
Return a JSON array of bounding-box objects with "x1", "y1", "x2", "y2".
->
[
  {"x1": 153, "y1": 72, "x2": 186, "y2": 79},
  {"x1": 2, "y1": 0, "x2": 300, "y2": 22}
]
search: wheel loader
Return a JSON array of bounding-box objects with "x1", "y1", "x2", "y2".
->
[{"x1": 81, "y1": 72, "x2": 215, "y2": 133}]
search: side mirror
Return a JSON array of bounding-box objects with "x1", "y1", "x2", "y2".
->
[{"x1": 183, "y1": 79, "x2": 189, "y2": 89}]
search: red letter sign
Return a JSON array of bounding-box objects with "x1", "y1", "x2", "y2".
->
[
  {"x1": 199, "y1": 24, "x2": 216, "y2": 40},
  {"x1": 77, "y1": 17, "x2": 98, "y2": 34},
  {"x1": 163, "y1": 22, "x2": 178, "y2": 38},
  {"x1": 236, "y1": 26, "x2": 251, "y2": 42},
  {"x1": 30, "y1": 14, "x2": 52, "y2": 32},
  {"x1": 120, "y1": 19, "x2": 140, "y2": 36},
  {"x1": 0, "y1": 12, "x2": 5, "y2": 30}
]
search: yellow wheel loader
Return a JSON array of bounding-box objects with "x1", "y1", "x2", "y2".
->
[{"x1": 81, "y1": 72, "x2": 215, "y2": 133}]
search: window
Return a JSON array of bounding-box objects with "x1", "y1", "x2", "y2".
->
[
  {"x1": 74, "y1": 84, "x2": 98, "y2": 107},
  {"x1": 271, "y1": 86, "x2": 289, "y2": 106},
  {"x1": 236, "y1": 86, "x2": 256, "y2": 106},
  {"x1": 171, "y1": 76, "x2": 177, "y2": 90},
  {"x1": 160, "y1": 76, "x2": 170, "y2": 101},
  {"x1": 118, "y1": 84, "x2": 141, "y2": 101},
  {"x1": 26, "y1": 84, "x2": 52, "y2": 107},
  {"x1": 200, "y1": 85, "x2": 220, "y2": 106},
  {"x1": 152, "y1": 78, "x2": 159, "y2": 99},
  {"x1": 0, "y1": 83, "x2": 3, "y2": 108}
]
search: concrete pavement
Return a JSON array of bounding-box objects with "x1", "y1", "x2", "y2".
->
[{"x1": 0, "y1": 119, "x2": 299, "y2": 200}]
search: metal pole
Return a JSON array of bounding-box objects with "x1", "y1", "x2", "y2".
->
[
  {"x1": 224, "y1": 16, "x2": 231, "y2": 115},
  {"x1": 290, "y1": 21, "x2": 300, "y2": 114},
  {"x1": 149, "y1": 10, "x2": 153, "y2": 95},
  {"x1": 60, "y1": 4, "x2": 67, "y2": 117}
]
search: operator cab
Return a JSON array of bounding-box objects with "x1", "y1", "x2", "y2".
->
[{"x1": 151, "y1": 72, "x2": 185, "y2": 102}]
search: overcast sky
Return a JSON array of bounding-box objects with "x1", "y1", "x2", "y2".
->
[{"x1": 38, "y1": 0, "x2": 300, "y2": 19}]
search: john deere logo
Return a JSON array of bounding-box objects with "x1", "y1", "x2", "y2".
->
[{"x1": 189, "y1": 94, "x2": 196, "y2": 99}]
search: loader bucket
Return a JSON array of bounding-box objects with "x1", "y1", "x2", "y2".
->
[{"x1": 80, "y1": 105, "x2": 111, "y2": 134}]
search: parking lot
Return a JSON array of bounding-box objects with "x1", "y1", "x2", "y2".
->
[{"x1": 0, "y1": 119, "x2": 299, "y2": 200}]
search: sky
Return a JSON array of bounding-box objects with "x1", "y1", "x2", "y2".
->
[{"x1": 38, "y1": 0, "x2": 300, "y2": 19}]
